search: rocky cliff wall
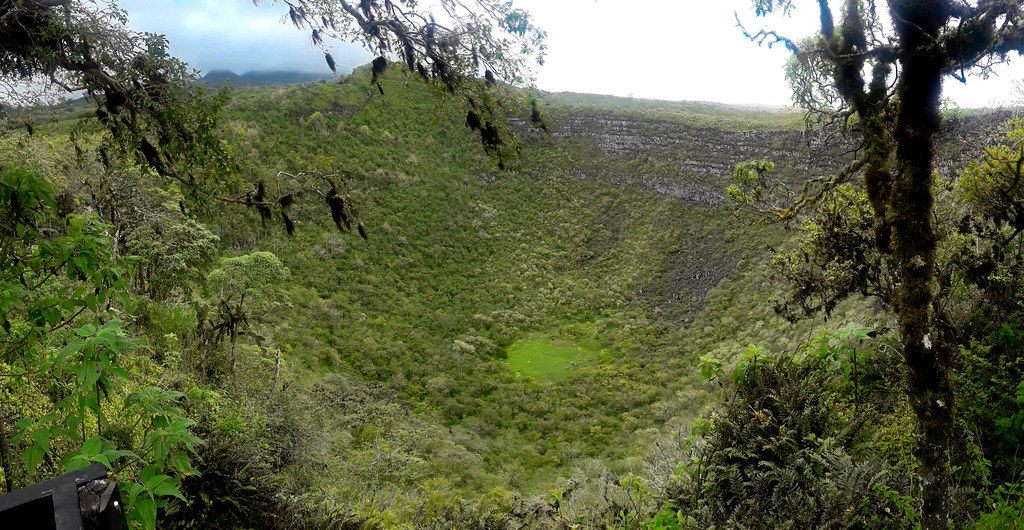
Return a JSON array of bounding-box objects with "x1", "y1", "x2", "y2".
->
[
  {"x1": 526, "y1": 102, "x2": 1014, "y2": 320},
  {"x1": 541, "y1": 109, "x2": 1012, "y2": 207}
]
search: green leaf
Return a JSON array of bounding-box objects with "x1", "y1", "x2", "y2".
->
[
  {"x1": 151, "y1": 479, "x2": 186, "y2": 502},
  {"x1": 82, "y1": 435, "x2": 102, "y2": 456},
  {"x1": 139, "y1": 464, "x2": 161, "y2": 483},
  {"x1": 64, "y1": 454, "x2": 91, "y2": 472},
  {"x1": 102, "y1": 448, "x2": 136, "y2": 461},
  {"x1": 134, "y1": 494, "x2": 157, "y2": 530},
  {"x1": 152, "y1": 442, "x2": 170, "y2": 464},
  {"x1": 110, "y1": 364, "x2": 130, "y2": 380},
  {"x1": 91, "y1": 453, "x2": 112, "y2": 470},
  {"x1": 60, "y1": 339, "x2": 87, "y2": 356},
  {"x1": 23, "y1": 445, "x2": 43, "y2": 470},
  {"x1": 144, "y1": 473, "x2": 173, "y2": 492},
  {"x1": 75, "y1": 323, "x2": 97, "y2": 337},
  {"x1": 30, "y1": 429, "x2": 49, "y2": 454},
  {"x1": 126, "y1": 482, "x2": 144, "y2": 503},
  {"x1": 168, "y1": 452, "x2": 195, "y2": 475}
]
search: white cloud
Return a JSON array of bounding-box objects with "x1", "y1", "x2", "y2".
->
[
  {"x1": 515, "y1": 0, "x2": 1023, "y2": 108},
  {"x1": 120, "y1": 0, "x2": 370, "y2": 73},
  {"x1": 119, "y1": 0, "x2": 1023, "y2": 107}
]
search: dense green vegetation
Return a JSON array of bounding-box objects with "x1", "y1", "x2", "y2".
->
[
  {"x1": 8, "y1": 0, "x2": 1024, "y2": 526},
  {"x1": 205, "y1": 69, "x2": 813, "y2": 497},
  {"x1": 1, "y1": 64, "x2": 846, "y2": 526},
  {"x1": 3, "y1": 63, "x2": 1023, "y2": 530}
]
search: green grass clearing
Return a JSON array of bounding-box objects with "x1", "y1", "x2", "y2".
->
[{"x1": 507, "y1": 333, "x2": 602, "y2": 384}]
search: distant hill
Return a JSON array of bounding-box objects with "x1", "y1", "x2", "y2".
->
[{"x1": 199, "y1": 70, "x2": 330, "y2": 87}]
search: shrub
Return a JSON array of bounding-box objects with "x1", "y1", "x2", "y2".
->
[{"x1": 667, "y1": 356, "x2": 914, "y2": 528}]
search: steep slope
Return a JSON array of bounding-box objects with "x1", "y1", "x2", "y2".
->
[
  {"x1": 4, "y1": 66, "x2": 1011, "y2": 526},
  {"x1": 197, "y1": 71, "x2": 833, "y2": 508},
  {"x1": 198, "y1": 71, "x2": 1010, "y2": 512}
]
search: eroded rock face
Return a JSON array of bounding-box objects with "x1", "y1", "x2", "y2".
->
[
  {"x1": 547, "y1": 114, "x2": 845, "y2": 207},
  {"x1": 527, "y1": 105, "x2": 1013, "y2": 320},
  {"x1": 935, "y1": 110, "x2": 1014, "y2": 178},
  {"x1": 541, "y1": 110, "x2": 1011, "y2": 207}
]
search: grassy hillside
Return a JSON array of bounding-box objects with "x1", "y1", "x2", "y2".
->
[
  {"x1": 203, "y1": 69, "x2": 856, "y2": 497},
  {"x1": 1, "y1": 67, "x2": 873, "y2": 526}
]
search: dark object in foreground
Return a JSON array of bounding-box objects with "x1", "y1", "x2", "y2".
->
[{"x1": 0, "y1": 464, "x2": 127, "y2": 530}]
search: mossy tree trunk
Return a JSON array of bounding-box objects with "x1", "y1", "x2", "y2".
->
[
  {"x1": 822, "y1": 2, "x2": 955, "y2": 521},
  {"x1": 888, "y1": 2, "x2": 954, "y2": 526},
  {"x1": 769, "y1": 0, "x2": 1024, "y2": 525}
]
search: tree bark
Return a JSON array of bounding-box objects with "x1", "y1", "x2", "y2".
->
[{"x1": 890, "y1": 1, "x2": 954, "y2": 527}]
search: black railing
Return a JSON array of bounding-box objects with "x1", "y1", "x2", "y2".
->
[{"x1": 0, "y1": 464, "x2": 127, "y2": 530}]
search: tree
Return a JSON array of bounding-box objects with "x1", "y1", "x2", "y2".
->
[
  {"x1": 267, "y1": 0, "x2": 548, "y2": 164},
  {"x1": 4, "y1": 0, "x2": 548, "y2": 163},
  {"x1": 1, "y1": 0, "x2": 545, "y2": 526},
  {"x1": 0, "y1": 166, "x2": 199, "y2": 529},
  {"x1": 267, "y1": 0, "x2": 545, "y2": 89},
  {"x1": 201, "y1": 251, "x2": 288, "y2": 383},
  {"x1": 0, "y1": 0, "x2": 229, "y2": 184},
  {"x1": 2, "y1": 0, "x2": 546, "y2": 224},
  {"x1": 736, "y1": 1, "x2": 1024, "y2": 526}
]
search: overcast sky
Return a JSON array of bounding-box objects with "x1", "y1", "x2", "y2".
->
[{"x1": 121, "y1": 0, "x2": 1024, "y2": 108}]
